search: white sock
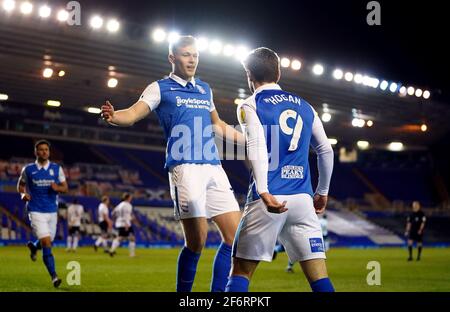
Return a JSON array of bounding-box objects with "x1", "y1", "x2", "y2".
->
[
  {"x1": 110, "y1": 238, "x2": 120, "y2": 252},
  {"x1": 129, "y1": 241, "x2": 136, "y2": 257},
  {"x1": 73, "y1": 236, "x2": 79, "y2": 250},
  {"x1": 95, "y1": 237, "x2": 104, "y2": 247},
  {"x1": 102, "y1": 238, "x2": 108, "y2": 250},
  {"x1": 67, "y1": 236, "x2": 73, "y2": 249}
]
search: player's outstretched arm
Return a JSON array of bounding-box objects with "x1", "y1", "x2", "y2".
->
[
  {"x1": 210, "y1": 110, "x2": 245, "y2": 145},
  {"x1": 101, "y1": 100, "x2": 150, "y2": 127}
]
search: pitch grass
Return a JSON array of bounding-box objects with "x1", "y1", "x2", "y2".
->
[{"x1": 0, "y1": 246, "x2": 449, "y2": 292}]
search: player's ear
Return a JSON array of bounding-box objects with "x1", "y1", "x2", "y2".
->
[{"x1": 276, "y1": 66, "x2": 281, "y2": 83}]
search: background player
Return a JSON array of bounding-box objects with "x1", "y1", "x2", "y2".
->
[
  {"x1": 405, "y1": 201, "x2": 426, "y2": 261},
  {"x1": 17, "y1": 139, "x2": 68, "y2": 287},
  {"x1": 109, "y1": 193, "x2": 136, "y2": 257},
  {"x1": 94, "y1": 195, "x2": 112, "y2": 252},
  {"x1": 226, "y1": 47, "x2": 335, "y2": 292},
  {"x1": 100, "y1": 36, "x2": 244, "y2": 291},
  {"x1": 66, "y1": 198, "x2": 84, "y2": 252}
]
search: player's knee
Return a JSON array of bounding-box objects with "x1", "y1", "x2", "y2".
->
[{"x1": 185, "y1": 237, "x2": 206, "y2": 253}]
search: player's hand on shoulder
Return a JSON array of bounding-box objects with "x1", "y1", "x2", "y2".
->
[
  {"x1": 260, "y1": 192, "x2": 288, "y2": 214},
  {"x1": 313, "y1": 194, "x2": 328, "y2": 214},
  {"x1": 20, "y1": 193, "x2": 31, "y2": 201},
  {"x1": 101, "y1": 100, "x2": 115, "y2": 122}
]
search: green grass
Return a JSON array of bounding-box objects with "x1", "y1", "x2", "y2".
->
[{"x1": 0, "y1": 246, "x2": 449, "y2": 292}]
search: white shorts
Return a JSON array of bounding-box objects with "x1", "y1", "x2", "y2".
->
[
  {"x1": 233, "y1": 193, "x2": 326, "y2": 263},
  {"x1": 169, "y1": 163, "x2": 240, "y2": 220},
  {"x1": 28, "y1": 212, "x2": 58, "y2": 241}
]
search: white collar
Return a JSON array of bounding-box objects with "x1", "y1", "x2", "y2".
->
[
  {"x1": 35, "y1": 160, "x2": 50, "y2": 170},
  {"x1": 254, "y1": 83, "x2": 282, "y2": 95},
  {"x1": 169, "y1": 73, "x2": 196, "y2": 87}
]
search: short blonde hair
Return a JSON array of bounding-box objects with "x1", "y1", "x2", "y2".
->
[{"x1": 169, "y1": 35, "x2": 197, "y2": 55}]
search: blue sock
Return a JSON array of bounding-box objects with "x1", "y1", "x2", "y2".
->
[
  {"x1": 34, "y1": 239, "x2": 42, "y2": 250},
  {"x1": 42, "y1": 247, "x2": 56, "y2": 278},
  {"x1": 176, "y1": 246, "x2": 201, "y2": 292},
  {"x1": 310, "y1": 277, "x2": 335, "y2": 292},
  {"x1": 225, "y1": 275, "x2": 249, "y2": 292},
  {"x1": 211, "y1": 242, "x2": 232, "y2": 292},
  {"x1": 274, "y1": 244, "x2": 285, "y2": 253}
]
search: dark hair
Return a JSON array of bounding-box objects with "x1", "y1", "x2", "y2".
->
[
  {"x1": 122, "y1": 192, "x2": 132, "y2": 201},
  {"x1": 169, "y1": 35, "x2": 197, "y2": 55},
  {"x1": 34, "y1": 139, "x2": 51, "y2": 149},
  {"x1": 242, "y1": 47, "x2": 280, "y2": 83},
  {"x1": 72, "y1": 198, "x2": 79, "y2": 204}
]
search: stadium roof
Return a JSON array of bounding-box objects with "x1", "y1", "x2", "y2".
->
[{"x1": 1, "y1": 8, "x2": 449, "y2": 149}]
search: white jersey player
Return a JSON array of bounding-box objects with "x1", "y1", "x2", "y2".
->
[
  {"x1": 66, "y1": 199, "x2": 84, "y2": 252},
  {"x1": 109, "y1": 193, "x2": 135, "y2": 257},
  {"x1": 94, "y1": 195, "x2": 112, "y2": 252},
  {"x1": 226, "y1": 47, "x2": 335, "y2": 292}
]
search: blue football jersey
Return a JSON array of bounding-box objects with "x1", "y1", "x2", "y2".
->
[
  {"x1": 23, "y1": 162, "x2": 63, "y2": 213},
  {"x1": 154, "y1": 77, "x2": 221, "y2": 169},
  {"x1": 245, "y1": 85, "x2": 315, "y2": 202}
]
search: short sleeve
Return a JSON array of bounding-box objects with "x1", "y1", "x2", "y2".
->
[
  {"x1": 209, "y1": 89, "x2": 216, "y2": 112},
  {"x1": 139, "y1": 82, "x2": 161, "y2": 111}
]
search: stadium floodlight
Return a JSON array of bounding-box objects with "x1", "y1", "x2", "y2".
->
[
  {"x1": 223, "y1": 44, "x2": 235, "y2": 57},
  {"x1": 415, "y1": 88, "x2": 423, "y2": 97},
  {"x1": 354, "y1": 73, "x2": 363, "y2": 84},
  {"x1": 235, "y1": 45, "x2": 249, "y2": 61},
  {"x1": 167, "y1": 31, "x2": 180, "y2": 44},
  {"x1": 407, "y1": 86, "x2": 415, "y2": 96},
  {"x1": 333, "y1": 69, "x2": 343, "y2": 80},
  {"x1": 312, "y1": 64, "x2": 324, "y2": 76},
  {"x1": 57, "y1": 9, "x2": 69, "y2": 22},
  {"x1": 291, "y1": 60, "x2": 301, "y2": 71},
  {"x1": 46, "y1": 100, "x2": 61, "y2": 107},
  {"x1": 399, "y1": 86, "x2": 407, "y2": 95},
  {"x1": 421, "y1": 124, "x2": 427, "y2": 132},
  {"x1": 107, "y1": 78, "x2": 118, "y2": 88},
  {"x1": 367, "y1": 120, "x2": 373, "y2": 127},
  {"x1": 370, "y1": 78, "x2": 380, "y2": 88},
  {"x1": 152, "y1": 28, "x2": 166, "y2": 42},
  {"x1": 352, "y1": 118, "x2": 365, "y2": 128},
  {"x1": 87, "y1": 107, "x2": 101, "y2": 114},
  {"x1": 344, "y1": 72, "x2": 353, "y2": 81},
  {"x1": 90, "y1": 15, "x2": 104, "y2": 29},
  {"x1": 20, "y1": 1, "x2": 32, "y2": 14},
  {"x1": 0, "y1": 93, "x2": 8, "y2": 101},
  {"x1": 42, "y1": 68, "x2": 53, "y2": 78},
  {"x1": 423, "y1": 90, "x2": 430, "y2": 99},
  {"x1": 196, "y1": 37, "x2": 209, "y2": 52},
  {"x1": 328, "y1": 138, "x2": 338, "y2": 145},
  {"x1": 209, "y1": 40, "x2": 223, "y2": 55},
  {"x1": 280, "y1": 57, "x2": 290, "y2": 68},
  {"x1": 2, "y1": 0, "x2": 15, "y2": 12},
  {"x1": 357, "y1": 140, "x2": 370, "y2": 150},
  {"x1": 106, "y1": 19, "x2": 120, "y2": 33},
  {"x1": 380, "y1": 80, "x2": 389, "y2": 90},
  {"x1": 389, "y1": 82, "x2": 398, "y2": 93},
  {"x1": 388, "y1": 141, "x2": 404, "y2": 152},
  {"x1": 234, "y1": 98, "x2": 245, "y2": 105},
  {"x1": 38, "y1": 5, "x2": 51, "y2": 18},
  {"x1": 58, "y1": 70, "x2": 65, "y2": 77},
  {"x1": 321, "y1": 112, "x2": 332, "y2": 123},
  {"x1": 362, "y1": 75, "x2": 371, "y2": 86}
]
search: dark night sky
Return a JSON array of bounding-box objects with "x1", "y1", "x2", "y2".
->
[{"x1": 71, "y1": 0, "x2": 448, "y2": 101}]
